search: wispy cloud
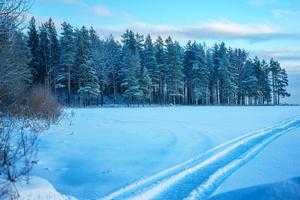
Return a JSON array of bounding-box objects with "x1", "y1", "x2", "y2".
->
[
  {"x1": 93, "y1": 5, "x2": 112, "y2": 17},
  {"x1": 94, "y1": 20, "x2": 300, "y2": 43},
  {"x1": 37, "y1": 0, "x2": 117, "y2": 18},
  {"x1": 250, "y1": 48, "x2": 300, "y2": 73},
  {"x1": 272, "y1": 9, "x2": 298, "y2": 17},
  {"x1": 254, "y1": 49, "x2": 300, "y2": 61}
]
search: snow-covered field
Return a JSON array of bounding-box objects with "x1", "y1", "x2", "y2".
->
[{"x1": 31, "y1": 106, "x2": 300, "y2": 199}]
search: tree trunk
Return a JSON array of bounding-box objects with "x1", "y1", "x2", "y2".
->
[
  {"x1": 67, "y1": 66, "x2": 71, "y2": 106},
  {"x1": 113, "y1": 73, "x2": 116, "y2": 104}
]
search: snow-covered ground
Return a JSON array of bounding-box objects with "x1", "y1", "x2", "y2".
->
[
  {"x1": 31, "y1": 106, "x2": 300, "y2": 199},
  {"x1": 210, "y1": 125, "x2": 300, "y2": 200},
  {"x1": 15, "y1": 177, "x2": 75, "y2": 200}
]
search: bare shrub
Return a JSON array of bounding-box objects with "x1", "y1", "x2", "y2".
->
[
  {"x1": 0, "y1": 86, "x2": 61, "y2": 199},
  {"x1": 13, "y1": 86, "x2": 62, "y2": 124}
]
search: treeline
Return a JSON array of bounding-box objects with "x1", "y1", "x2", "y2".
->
[{"x1": 25, "y1": 18, "x2": 290, "y2": 106}]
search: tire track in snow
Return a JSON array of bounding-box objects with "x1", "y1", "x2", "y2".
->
[{"x1": 102, "y1": 118, "x2": 300, "y2": 200}]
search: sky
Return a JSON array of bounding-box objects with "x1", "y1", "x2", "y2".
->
[{"x1": 29, "y1": 0, "x2": 300, "y2": 74}]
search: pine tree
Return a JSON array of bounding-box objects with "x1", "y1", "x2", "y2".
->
[
  {"x1": 217, "y1": 43, "x2": 232, "y2": 104},
  {"x1": 165, "y1": 37, "x2": 184, "y2": 105},
  {"x1": 38, "y1": 19, "x2": 60, "y2": 92},
  {"x1": 11, "y1": 31, "x2": 32, "y2": 85},
  {"x1": 206, "y1": 49, "x2": 215, "y2": 104},
  {"x1": 0, "y1": 28, "x2": 32, "y2": 101},
  {"x1": 27, "y1": 17, "x2": 40, "y2": 84},
  {"x1": 57, "y1": 22, "x2": 75, "y2": 105},
  {"x1": 154, "y1": 36, "x2": 167, "y2": 104},
  {"x1": 138, "y1": 65, "x2": 152, "y2": 105},
  {"x1": 260, "y1": 59, "x2": 272, "y2": 104},
  {"x1": 135, "y1": 33, "x2": 144, "y2": 54},
  {"x1": 211, "y1": 44, "x2": 220, "y2": 104},
  {"x1": 121, "y1": 48, "x2": 141, "y2": 105},
  {"x1": 240, "y1": 59, "x2": 258, "y2": 104},
  {"x1": 104, "y1": 35, "x2": 122, "y2": 104},
  {"x1": 269, "y1": 58, "x2": 281, "y2": 105},
  {"x1": 228, "y1": 48, "x2": 239, "y2": 104},
  {"x1": 39, "y1": 23, "x2": 50, "y2": 87},
  {"x1": 75, "y1": 26, "x2": 100, "y2": 106},
  {"x1": 252, "y1": 57, "x2": 271, "y2": 104},
  {"x1": 121, "y1": 30, "x2": 137, "y2": 53},
  {"x1": 235, "y1": 49, "x2": 248, "y2": 105},
  {"x1": 89, "y1": 27, "x2": 108, "y2": 106},
  {"x1": 183, "y1": 40, "x2": 196, "y2": 105},
  {"x1": 193, "y1": 43, "x2": 209, "y2": 104},
  {"x1": 277, "y1": 68, "x2": 290, "y2": 104},
  {"x1": 46, "y1": 18, "x2": 60, "y2": 94},
  {"x1": 142, "y1": 35, "x2": 158, "y2": 102}
]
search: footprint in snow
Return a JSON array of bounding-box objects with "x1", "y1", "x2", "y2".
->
[{"x1": 101, "y1": 169, "x2": 113, "y2": 174}]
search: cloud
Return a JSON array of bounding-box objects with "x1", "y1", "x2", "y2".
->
[
  {"x1": 251, "y1": 48, "x2": 300, "y2": 73},
  {"x1": 94, "y1": 21, "x2": 300, "y2": 43},
  {"x1": 37, "y1": 0, "x2": 115, "y2": 18},
  {"x1": 272, "y1": 9, "x2": 298, "y2": 17},
  {"x1": 254, "y1": 49, "x2": 300, "y2": 61},
  {"x1": 93, "y1": 5, "x2": 112, "y2": 17},
  {"x1": 283, "y1": 64, "x2": 300, "y2": 73}
]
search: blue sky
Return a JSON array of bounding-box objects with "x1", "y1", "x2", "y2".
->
[{"x1": 29, "y1": 0, "x2": 300, "y2": 73}]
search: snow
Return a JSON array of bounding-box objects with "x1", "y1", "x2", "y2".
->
[
  {"x1": 103, "y1": 118, "x2": 300, "y2": 200},
  {"x1": 31, "y1": 106, "x2": 300, "y2": 199},
  {"x1": 15, "y1": 176, "x2": 75, "y2": 200},
  {"x1": 210, "y1": 124, "x2": 300, "y2": 200}
]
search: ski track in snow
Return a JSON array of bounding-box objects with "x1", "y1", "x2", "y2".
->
[{"x1": 102, "y1": 118, "x2": 300, "y2": 200}]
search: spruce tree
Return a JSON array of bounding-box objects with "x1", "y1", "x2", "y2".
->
[{"x1": 27, "y1": 17, "x2": 40, "y2": 84}]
